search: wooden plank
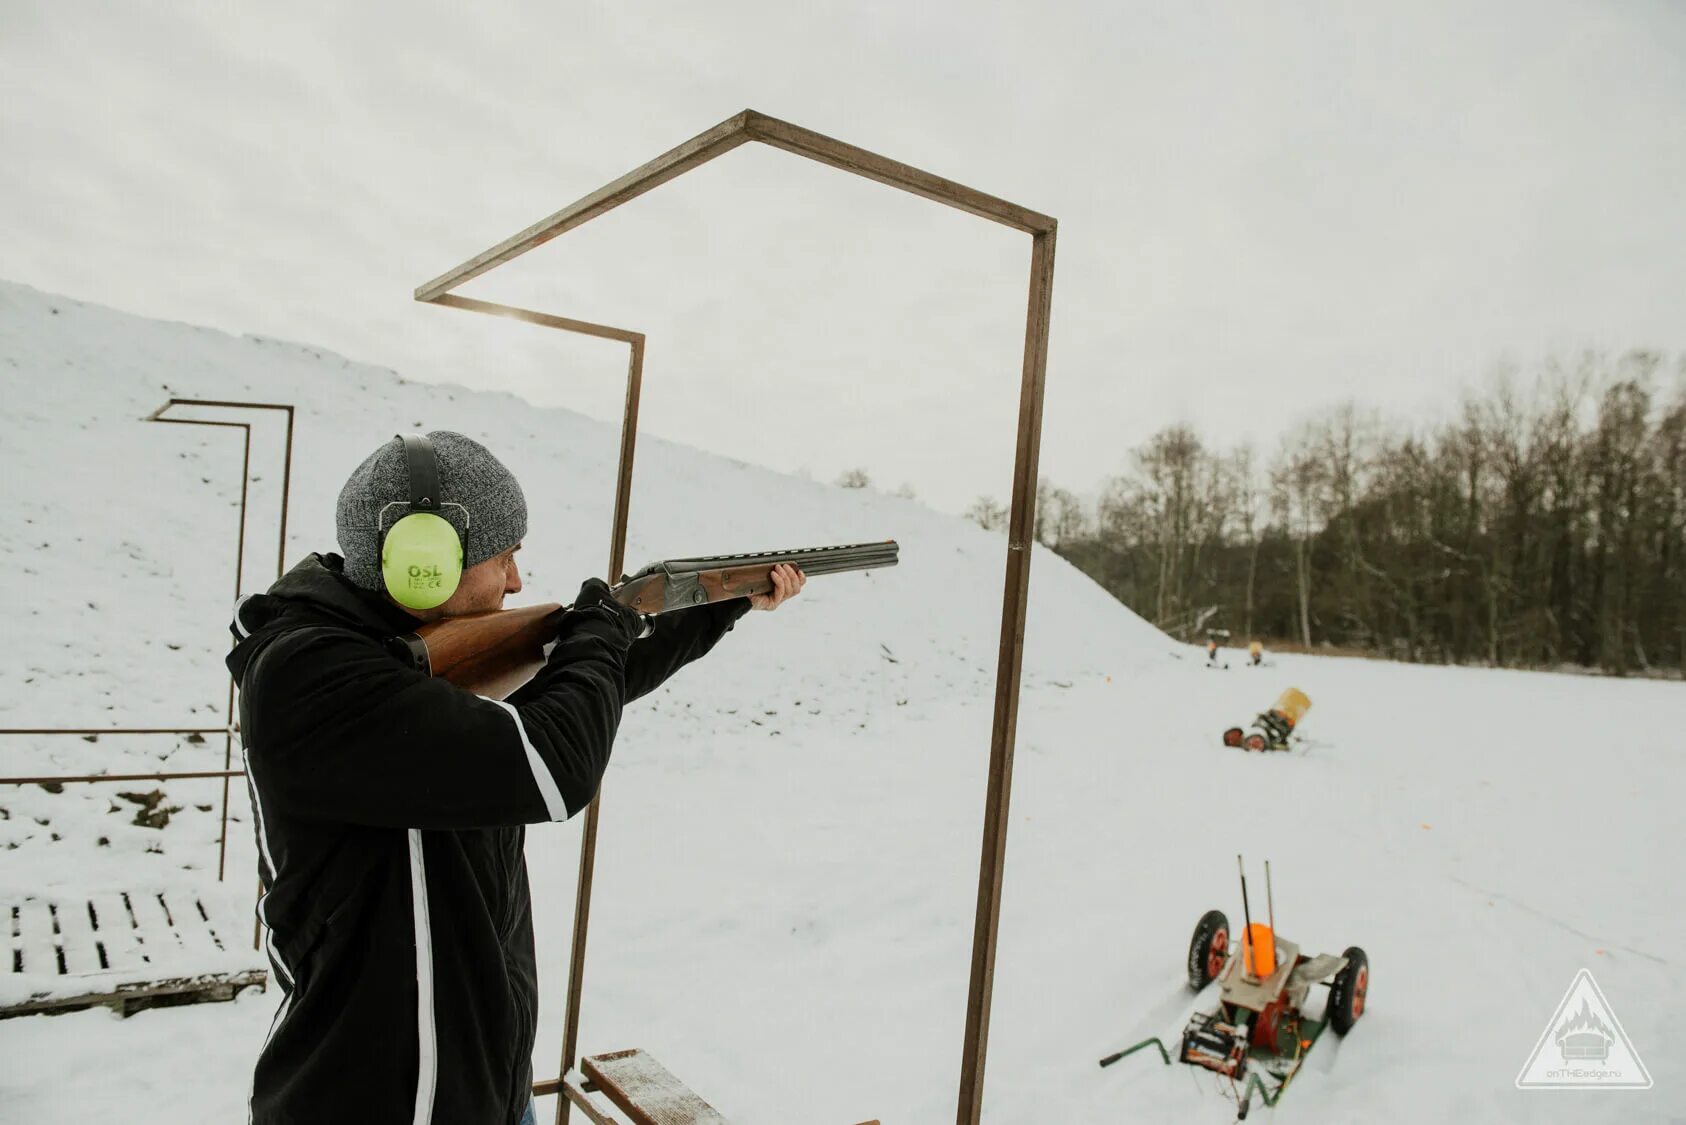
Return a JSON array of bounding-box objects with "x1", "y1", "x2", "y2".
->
[
  {"x1": 17, "y1": 897, "x2": 59, "y2": 977},
  {"x1": 88, "y1": 892, "x2": 146, "y2": 969},
  {"x1": 553, "y1": 1075, "x2": 877, "y2": 1125},
  {"x1": 5, "y1": 901, "x2": 20, "y2": 974},
  {"x1": 136, "y1": 891, "x2": 187, "y2": 956},
  {"x1": 162, "y1": 891, "x2": 204, "y2": 956},
  {"x1": 581, "y1": 1050, "x2": 730, "y2": 1125},
  {"x1": 192, "y1": 894, "x2": 233, "y2": 955},
  {"x1": 3, "y1": 885, "x2": 269, "y2": 1019},
  {"x1": 561, "y1": 1077, "x2": 626, "y2": 1125},
  {"x1": 0, "y1": 968, "x2": 266, "y2": 1019},
  {"x1": 126, "y1": 891, "x2": 165, "y2": 954},
  {"x1": 55, "y1": 896, "x2": 103, "y2": 975},
  {"x1": 87, "y1": 896, "x2": 123, "y2": 969},
  {"x1": 121, "y1": 891, "x2": 157, "y2": 965},
  {"x1": 164, "y1": 892, "x2": 221, "y2": 959}
]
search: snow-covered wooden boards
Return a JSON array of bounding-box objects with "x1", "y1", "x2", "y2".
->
[
  {"x1": 561, "y1": 1050, "x2": 879, "y2": 1125},
  {"x1": 564, "y1": 1049, "x2": 730, "y2": 1125},
  {"x1": 1, "y1": 885, "x2": 265, "y2": 1017}
]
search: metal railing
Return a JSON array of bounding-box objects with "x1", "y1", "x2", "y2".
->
[{"x1": 2, "y1": 399, "x2": 294, "y2": 883}]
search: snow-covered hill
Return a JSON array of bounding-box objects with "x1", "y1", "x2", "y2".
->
[{"x1": 0, "y1": 282, "x2": 1680, "y2": 1123}]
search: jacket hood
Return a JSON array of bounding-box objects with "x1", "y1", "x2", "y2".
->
[{"x1": 227, "y1": 553, "x2": 421, "y2": 682}]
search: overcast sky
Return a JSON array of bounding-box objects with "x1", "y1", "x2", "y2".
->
[{"x1": 3, "y1": 0, "x2": 1683, "y2": 513}]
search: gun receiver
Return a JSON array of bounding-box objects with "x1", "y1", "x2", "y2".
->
[{"x1": 400, "y1": 540, "x2": 898, "y2": 698}]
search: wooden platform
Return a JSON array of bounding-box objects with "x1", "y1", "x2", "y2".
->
[
  {"x1": 560, "y1": 1049, "x2": 878, "y2": 1125},
  {"x1": 1, "y1": 887, "x2": 266, "y2": 1018}
]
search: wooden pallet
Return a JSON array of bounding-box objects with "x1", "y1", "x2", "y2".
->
[
  {"x1": 2, "y1": 887, "x2": 266, "y2": 1018},
  {"x1": 562, "y1": 1049, "x2": 878, "y2": 1125}
]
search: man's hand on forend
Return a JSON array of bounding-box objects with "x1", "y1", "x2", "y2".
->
[{"x1": 749, "y1": 564, "x2": 806, "y2": 611}]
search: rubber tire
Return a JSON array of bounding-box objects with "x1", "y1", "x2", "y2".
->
[
  {"x1": 1328, "y1": 945, "x2": 1368, "y2": 1034},
  {"x1": 1186, "y1": 909, "x2": 1230, "y2": 990}
]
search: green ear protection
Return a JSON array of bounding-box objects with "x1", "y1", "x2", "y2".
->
[{"x1": 380, "y1": 433, "x2": 468, "y2": 611}]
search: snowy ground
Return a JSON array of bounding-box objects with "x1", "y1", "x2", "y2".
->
[{"x1": 1, "y1": 282, "x2": 1681, "y2": 1123}]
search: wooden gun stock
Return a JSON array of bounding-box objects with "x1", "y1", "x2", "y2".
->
[
  {"x1": 404, "y1": 540, "x2": 898, "y2": 699},
  {"x1": 397, "y1": 602, "x2": 567, "y2": 702}
]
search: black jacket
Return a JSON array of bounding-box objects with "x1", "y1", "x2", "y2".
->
[{"x1": 227, "y1": 554, "x2": 748, "y2": 1125}]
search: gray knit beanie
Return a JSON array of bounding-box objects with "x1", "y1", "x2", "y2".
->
[{"x1": 335, "y1": 431, "x2": 528, "y2": 591}]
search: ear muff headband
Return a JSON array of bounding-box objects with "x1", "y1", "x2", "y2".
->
[
  {"x1": 400, "y1": 432, "x2": 442, "y2": 512},
  {"x1": 381, "y1": 433, "x2": 465, "y2": 610}
]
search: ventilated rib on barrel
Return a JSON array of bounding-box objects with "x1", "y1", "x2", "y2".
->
[{"x1": 613, "y1": 540, "x2": 898, "y2": 614}]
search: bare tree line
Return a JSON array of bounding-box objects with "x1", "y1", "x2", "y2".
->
[{"x1": 966, "y1": 351, "x2": 1686, "y2": 675}]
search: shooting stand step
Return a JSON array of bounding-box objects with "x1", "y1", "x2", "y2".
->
[
  {"x1": 1, "y1": 887, "x2": 266, "y2": 1018},
  {"x1": 561, "y1": 1049, "x2": 879, "y2": 1125}
]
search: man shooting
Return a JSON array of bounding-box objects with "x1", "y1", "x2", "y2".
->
[{"x1": 226, "y1": 431, "x2": 802, "y2": 1125}]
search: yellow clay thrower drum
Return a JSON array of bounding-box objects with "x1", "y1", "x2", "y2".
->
[{"x1": 1272, "y1": 688, "x2": 1311, "y2": 729}]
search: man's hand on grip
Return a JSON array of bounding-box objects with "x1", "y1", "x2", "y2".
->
[{"x1": 570, "y1": 577, "x2": 652, "y2": 642}]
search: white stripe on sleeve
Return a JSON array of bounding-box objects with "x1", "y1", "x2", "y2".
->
[
  {"x1": 488, "y1": 699, "x2": 570, "y2": 821},
  {"x1": 232, "y1": 594, "x2": 258, "y2": 640}
]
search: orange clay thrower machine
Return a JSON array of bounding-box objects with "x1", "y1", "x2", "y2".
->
[
  {"x1": 1100, "y1": 857, "x2": 1369, "y2": 1120},
  {"x1": 1223, "y1": 687, "x2": 1311, "y2": 752}
]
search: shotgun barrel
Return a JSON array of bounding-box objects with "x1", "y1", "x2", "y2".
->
[
  {"x1": 633, "y1": 539, "x2": 900, "y2": 577},
  {"x1": 614, "y1": 540, "x2": 899, "y2": 614}
]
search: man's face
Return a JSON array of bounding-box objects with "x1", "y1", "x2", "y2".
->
[{"x1": 416, "y1": 543, "x2": 523, "y2": 620}]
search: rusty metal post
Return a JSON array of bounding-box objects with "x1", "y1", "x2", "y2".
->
[
  {"x1": 138, "y1": 411, "x2": 246, "y2": 880},
  {"x1": 555, "y1": 334, "x2": 646, "y2": 1122},
  {"x1": 956, "y1": 226, "x2": 1055, "y2": 1125},
  {"x1": 0, "y1": 728, "x2": 240, "y2": 787},
  {"x1": 0, "y1": 728, "x2": 226, "y2": 736},
  {"x1": 147, "y1": 399, "x2": 294, "y2": 881},
  {"x1": 0, "y1": 768, "x2": 246, "y2": 785},
  {"x1": 149, "y1": 397, "x2": 296, "y2": 578},
  {"x1": 418, "y1": 297, "x2": 646, "y2": 1125}
]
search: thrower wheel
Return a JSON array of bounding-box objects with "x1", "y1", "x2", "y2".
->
[
  {"x1": 1253, "y1": 996, "x2": 1287, "y2": 1054},
  {"x1": 1243, "y1": 732, "x2": 1268, "y2": 751},
  {"x1": 1186, "y1": 909, "x2": 1231, "y2": 990},
  {"x1": 1222, "y1": 727, "x2": 1245, "y2": 747},
  {"x1": 1328, "y1": 945, "x2": 1369, "y2": 1034}
]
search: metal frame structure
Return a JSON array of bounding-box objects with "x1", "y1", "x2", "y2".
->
[
  {"x1": 417, "y1": 109, "x2": 1055, "y2": 1125},
  {"x1": 0, "y1": 400, "x2": 295, "y2": 883}
]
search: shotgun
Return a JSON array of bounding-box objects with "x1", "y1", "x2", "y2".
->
[{"x1": 393, "y1": 540, "x2": 898, "y2": 699}]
